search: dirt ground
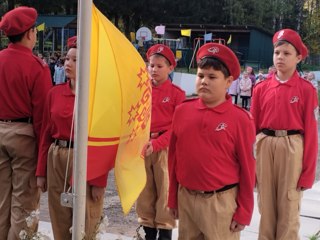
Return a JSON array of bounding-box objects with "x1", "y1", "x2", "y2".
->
[
  {"x1": 39, "y1": 170, "x2": 139, "y2": 237},
  {"x1": 39, "y1": 124, "x2": 320, "y2": 238}
]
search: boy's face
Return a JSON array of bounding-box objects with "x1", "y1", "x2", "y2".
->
[
  {"x1": 148, "y1": 55, "x2": 173, "y2": 85},
  {"x1": 196, "y1": 67, "x2": 233, "y2": 108},
  {"x1": 273, "y1": 43, "x2": 302, "y2": 74}
]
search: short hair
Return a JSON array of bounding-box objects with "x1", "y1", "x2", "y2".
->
[
  {"x1": 149, "y1": 53, "x2": 171, "y2": 66},
  {"x1": 197, "y1": 57, "x2": 230, "y2": 78},
  {"x1": 274, "y1": 40, "x2": 300, "y2": 55},
  {"x1": 7, "y1": 26, "x2": 34, "y2": 43}
]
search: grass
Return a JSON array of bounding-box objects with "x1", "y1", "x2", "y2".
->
[{"x1": 309, "y1": 230, "x2": 320, "y2": 240}]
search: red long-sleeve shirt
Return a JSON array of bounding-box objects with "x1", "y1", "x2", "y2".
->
[
  {"x1": 0, "y1": 43, "x2": 52, "y2": 142},
  {"x1": 36, "y1": 82, "x2": 106, "y2": 186},
  {"x1": 151, "y1": 79, "x2": 185, "y2": 151},
  {"x1": 168, "y1": 96, "x2": 256, "y2": 225},
  {"x1": 251, "y1": 71, "x2": 318, "y2": 188}
]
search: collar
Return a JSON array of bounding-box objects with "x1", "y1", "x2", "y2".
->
[
  {"x1": 269, "y1": 70, "x2": 300, "y2": 88},
  {"x1": 196, "y1": 94, "x2": 233, "y2": 113},
  {"x1": 152, "y1": 79, "x2": 171, "y2": 89},
  {"x1": 62, "y1": 81, "x2": 75, "y2": 96},
  {"x1": 8, "y1": 43, "x2": 32, "y2": 55}
]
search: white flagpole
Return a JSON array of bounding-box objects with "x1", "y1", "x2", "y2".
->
[{"x1": 72, "y1": 0, "x2": 92, "y2": 239}]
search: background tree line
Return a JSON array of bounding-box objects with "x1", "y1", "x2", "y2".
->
[{"x1": 1, "y1": 0, "x2": 320, "y2": 60}]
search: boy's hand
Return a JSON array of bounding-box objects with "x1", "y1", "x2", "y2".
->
[
  {"x1": 169, "y1": 208, "x2": 179, "y2": 219},
  {"x1": 37, "y1": 176, "x2": 47, "y2": 192},
  {"x1": 144, "y1": 142, "x2": 153, "y2": 157},
  {"x1": 91, "y1": 186, "x2": 105, "y2": 202},
  {"x1": 230, "y1": 220, "x2": 245, "y2": 232}
]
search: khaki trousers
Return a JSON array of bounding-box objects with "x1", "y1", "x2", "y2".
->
[
  {"x1": 178, "y1": 186, "x2": 240, "y2": 240},
  {"x1": 256, "y1": 133, "x2": 303, "y2": 240},
  {"x1": 136, "y1": 149, "x2": 176, "y2": 229},
  {"x1": 47, "y1": 144, "x2": 104, "y2": 240},
  {"x1": 0, "y1": 122, "x2": 40, "y2": 240}
]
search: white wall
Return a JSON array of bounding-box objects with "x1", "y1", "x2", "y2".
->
[
  {"x1": 173, "y1": 71, "x2": 320, "y2": 96},
  {"x1": 313, "y1": 71, "x2": 320, "y2": 82},
  {"x1": 172, "y1": 72, "x2": 196, "y2": 96}
]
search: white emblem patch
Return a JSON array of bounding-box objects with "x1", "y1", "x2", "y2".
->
[
  {"x1": 278, "y1": 30, "x2": 285, "y2": 39},
  {"x1": 208, "y1": 47, "x2": 219, "y2": 54},
  {"x1": 162, "y1": 97, "x2": 170, "y2": 103},
  {"x1": 315, "y1": 107, "x2": 319, "y2": 121},
  {"x1": 215, "y1": 123, "x2": 227, "y2": 131},
  {"x1": 290, "y1": 96, "x2": 299, "y2": 104},
  {"x1": 157, "y1": 46, "x2": 164, "y2": 53}
]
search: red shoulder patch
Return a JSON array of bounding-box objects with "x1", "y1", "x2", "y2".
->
[
  {"x1": 172, "y1": 83, "x2": 185, "y2": 93},
  {"x1": 234, "y1": 105, "x2": 254, "y2": 119},
  {"x1": 33, "y1": 55, "x2": 47, "y2": 68}
]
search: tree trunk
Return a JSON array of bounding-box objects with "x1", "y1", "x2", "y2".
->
[
  {"x1": 123, "y1": 14, "x2": 130, "y2": 39},
  {"x1": 8, "y1": 0, "x2": 15, "y2": 10}
]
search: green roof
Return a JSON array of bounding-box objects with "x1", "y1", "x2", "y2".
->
[{"x1": 37, "y1": 15, "x2": 76, "y2": 28}]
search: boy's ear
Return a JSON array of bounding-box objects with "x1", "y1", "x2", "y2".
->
[
  {"x1": 169, "y1": 65, "x2": 174, "y2": 72},
  {"x1": 296, "y1": 54, "x2": 303, "y2": 64},
  {"x1": 226, "y1": 76, "x2": 233, "y2": 88}
]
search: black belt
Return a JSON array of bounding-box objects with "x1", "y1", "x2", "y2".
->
[
  {"x1": 150, "y1": 130, "x2": 166, "y2": 139},
  {"x1": 0, "y1": 117, "x2": 32, "y2": 123},
  {"x1": 187, "y1": 183, "x2": 238, "y2": 195},
  {"x1": 54, "y1": 139, "x2": 74, "y2": 148},
  {"x1": 261, "y1": 129, "x2": 300, "y2": 137}
]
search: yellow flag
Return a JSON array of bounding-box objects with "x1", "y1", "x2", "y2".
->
[
  {"x1": 227, "y1": 34, "x2": 232, "y2": 44},
  {"x1": 181, "y1": 29, "x2": 191, "y2": 37},
  {"x1": 36, "y1": 23, "x2": 45, "y2": 32},
  {"x1": 176, "y1": 50, "x2": 182, "y2": 59},
  {"x1": 88, "y1": 5, "x2": 151, "y2": 214}
]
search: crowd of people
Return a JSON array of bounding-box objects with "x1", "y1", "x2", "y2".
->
[
  {"x1": 228, "y1": 64, "x2": 319, "y2": 112},
  {"x1": 0, "y1": 5, "x2": 319, "y2": 240}
]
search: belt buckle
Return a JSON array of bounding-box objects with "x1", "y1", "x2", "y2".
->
[
  {"x1": 1, "y1": 119, "x2": 12, "y2": 122},
  {"x1": 275, "y1": 130, "x2": 287, "y2": 137},
  {"x1": 59, "y1": 140, "x2": 68, "y2": 148}
]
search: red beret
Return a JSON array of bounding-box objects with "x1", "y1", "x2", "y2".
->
[
  {"x1": 0, "y1": 6, "x2": 37, "y2": 36},
  {"x1": 146, "y1": 44, "x2": 177, "y2": 67},
  {"x1": 67, "y1": 36, "x2": 77, "y2": 48},
  {"x1": 273, "y1": 29, "x2": 308, "y2": 60},
  {"x1": 196, "y1": 43, "x2": 241, "y2": 80}
]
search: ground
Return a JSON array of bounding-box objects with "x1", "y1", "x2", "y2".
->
[
  {"x1": 39, "y1": 170, "x2": 139, "y2": 237},
  {"x1": 39, "y1": 123, "x2": 320, "y2": 238},
  {"x1": 104, "y1": 170, "x2": 139, "y2": 237}
]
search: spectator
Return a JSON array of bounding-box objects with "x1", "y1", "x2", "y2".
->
[
  {"x1": 53, "y1": 59, "x2": 66, "y2": 85},
  {"x1": 239, "y1": 71, "x2": 252, "y2": 110}
]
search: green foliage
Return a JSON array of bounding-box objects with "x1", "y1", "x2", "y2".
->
[
  {"x1": 309, "y1": 230, "x2": 320, "y2": 240},
  {"x1": 2, "y1": 0, "x2": 320, "y2": 56}
]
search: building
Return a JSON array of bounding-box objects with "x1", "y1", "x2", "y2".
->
[{"x1": 157, "y1": 23, "x2": 274, "y2": 70}]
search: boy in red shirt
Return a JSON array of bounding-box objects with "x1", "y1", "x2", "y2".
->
[
  {"x1": 136, "y1": 44, "x2": 185, "y2": 240},
  {"x1": 251, "y1": 29, "x2": 318, "y2": 240},
  {"x1": 168, "y1": 43, "x2": 256, "y2": 239},
  {"x1": 0, "y1": 6, "x2": 52, "y2": 238}
]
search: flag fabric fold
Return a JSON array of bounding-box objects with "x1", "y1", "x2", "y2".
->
[
  {"x1": 181, "y1": 29, "x2": 191, "y2": 37},
  {"x1": 204, "y1": 33, "x2": 212, "y2": 42},
  {"x1": 36, "y1": 22, "x2": 45, "y2": 31},
  {"x1": 88, "y1": 5, "x2": 151, "y2": 214},
  {"x1": 227, "y1": 34, "x2": 232, "y2": 44}
]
